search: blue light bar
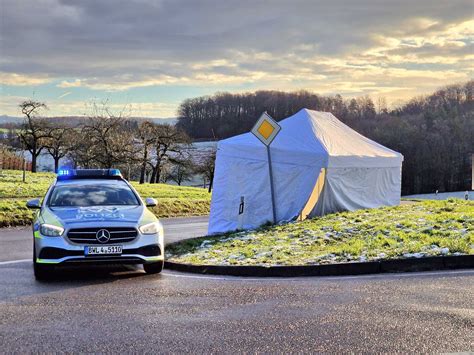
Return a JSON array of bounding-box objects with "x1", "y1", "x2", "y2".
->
[{"x1": 56, "y1": 168, "x2": 123, "y2": 180}]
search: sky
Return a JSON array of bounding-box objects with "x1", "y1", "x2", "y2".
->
[{"x1": 0, "y1": 0, "x2": 473, "y2": 118}]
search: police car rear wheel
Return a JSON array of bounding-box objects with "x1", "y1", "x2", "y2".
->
[{"x1": 143, "y1": 261, "x2": 164, "y2": 274}]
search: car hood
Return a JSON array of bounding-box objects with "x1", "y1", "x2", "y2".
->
[{"x1": 48, "y1": 205, "x2": 145, "y2": 226}]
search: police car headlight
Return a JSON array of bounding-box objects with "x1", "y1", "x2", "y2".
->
[
  {"x1": 139, "y1": 222, "x2": 161, "y2": 235},
  {"x1": 40, "y1": 223, "x2": 64, "y2": 237}
]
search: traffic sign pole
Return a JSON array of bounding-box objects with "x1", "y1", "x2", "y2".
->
[
  {"x1": 251, "y1": 112, "x2": 281, "y2": 225},
  {"x1": 267, "y1": 145, "x2": 277, "y2": 224}
]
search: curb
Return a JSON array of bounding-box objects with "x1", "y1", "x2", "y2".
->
[{"x1": 164, "y1": 255, "x2": 474, "y2": 277}]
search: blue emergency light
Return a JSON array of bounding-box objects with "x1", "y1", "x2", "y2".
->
[
  {"x1": 109, "y1": 169, "x2": 122, "y2": 177},
  {"x1": 57, "y1": 168, "x2": 73, "y2": 177},
  {"x1": 56, "y1": 168, "x2": 123, "y2": 180}
]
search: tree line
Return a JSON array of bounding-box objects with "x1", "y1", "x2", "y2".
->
[
  {"x1": 2, "y1": 81, "x2": 472, "y2": 194},
  {"x1": 177, "y1": 81, "x2": 474, "y2": 195},
  {"x1": 3, "y1": 101, "x2": 215, "y2": 187}
]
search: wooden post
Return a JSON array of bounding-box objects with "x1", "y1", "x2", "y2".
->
[{"x1": 22, "y1": 156, "x2": 26, "y2": 182}]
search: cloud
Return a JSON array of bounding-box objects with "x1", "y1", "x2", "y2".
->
[
  {"x1": 0, "y1": 72, "x2": 51, "y2": 86},
  {"x1": 0, "y1": 93, "x2": 178, "y2": 118},
  {"x1": 0, "y1": 0, "x2": 473, "y2": 115},
  {"x1": 57, "y1": 75, "x2": 184, "y2": 91},
  {"x1": 57, "y1": 79, "x2": 82, "y2": 88}
]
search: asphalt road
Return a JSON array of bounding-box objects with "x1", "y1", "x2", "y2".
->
[{"x1": 1, "y1": 217, "x2": 473, "y2": 353}]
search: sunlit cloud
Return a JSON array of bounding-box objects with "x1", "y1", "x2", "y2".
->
[
  {"x1": 0, "y1": 72, "x2": 51, "y2": 86},
  {"x1": 0, "y1": 0, "x2": 472, "y2": 116},
  {"x1": 0, "y1": 94, "x2": 178, "y2": 118},
  {"x1": 57, "y1": 79, "x2": 82, "y2": 88}
]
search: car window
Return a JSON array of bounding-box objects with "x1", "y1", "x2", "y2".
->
[{"x1": 48, "y1": 183, "x2": 140, "y2": 207}]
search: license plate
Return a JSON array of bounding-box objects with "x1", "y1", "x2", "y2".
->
[{"x1": 85, "y1": 245, "x2": 123, "y2": 255}]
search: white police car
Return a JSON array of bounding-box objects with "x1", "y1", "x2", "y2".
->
[{"x1": 27, "y1": 168, "x2": 164, "y2": 280}]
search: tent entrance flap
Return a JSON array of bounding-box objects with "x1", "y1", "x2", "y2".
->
[{"x1": 298, "y1": 168, "x2": 326, "y2": 221}]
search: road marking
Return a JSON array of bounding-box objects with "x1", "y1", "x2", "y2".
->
[
  {"x1": 0, "y1": 259, "x2": 30, "y2": 265},
  {"x1": 1, "y1": 259, "x2": 473, "y2": 282},
  {"x1": 161, "y1": 269, "x2": 474, "y2": 282}
]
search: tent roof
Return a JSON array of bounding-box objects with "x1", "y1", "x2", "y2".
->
[{"x1": 219, "y1": 109, "x2": 403, "y2": 168}]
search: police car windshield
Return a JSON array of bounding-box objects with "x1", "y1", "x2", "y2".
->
[{"x1": 48, "y1": 182, "x2": 140, "y2": 207}]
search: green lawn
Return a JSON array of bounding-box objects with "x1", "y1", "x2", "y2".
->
[
  {"x1": 0, "y1": 170, "x2": 210, "y2": 227},
  {"x1": 0, "y1": 170, "x2": 54, "y2": 198},
  {"x1": 167, "y1": 199, "x2": 474, "y2": 266}
]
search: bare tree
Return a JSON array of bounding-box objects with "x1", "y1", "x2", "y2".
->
[
  {"x1": 376, "y1": 96, "x2": 388, "y2": 115},
  {"x1": 44, "y1": 125, "x2": 73, "y2": 172},
  {"x1": 149, "y1": 124, "x2": 190, "y2": 184},
  {"x1": 78, "y1": 103, "x2": 137, "y2": 168},
  {"x1": 66, "y1": 133, "x2": 95, "y2": 169},
  {"x1": 136, "y1": 121, "x2": 156, "y2": 184},
  {"x1": 158, "y1": 160, "x2": 174, "y2": 183},
  {"x1": 168, "y1": 157, "x2": 194, "y2": 186},
  {"x1": 17, "y1": 100, "x2": 50, "y2": 172},
  {"x1": 195, "y1": 148, "x2": 216, "y2": 192}
]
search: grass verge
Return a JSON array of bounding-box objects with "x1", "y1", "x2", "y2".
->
[
  {"x1": 0, "y1": 199, "x2": 35, "y2": 228},
  {"x1": 167, "y1": 199, "x2": 474, "y2": 266}
]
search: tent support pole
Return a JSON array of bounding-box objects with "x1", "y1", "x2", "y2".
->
[{"x1": 267, "y1": 145, "x2": 277, "y2": 224}]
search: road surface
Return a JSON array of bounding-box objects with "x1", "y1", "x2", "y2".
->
[
  {"x1": 404, "y1": 190, "x2": 473, "y2": 200},
  {"x1": 1, "y1": 217, "x2": 473, "y2": 353}
]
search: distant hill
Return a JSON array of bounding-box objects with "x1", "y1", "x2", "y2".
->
[
  {"x1": 0, "y1": 115, "x2": 177, "y2": 126},
  {"x1": 0, "y1": 115, "x2": 22, "y2": 124}
]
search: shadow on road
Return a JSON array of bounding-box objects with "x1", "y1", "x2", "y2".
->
[
  {"x1": 0, "y1": 262, "x2": 161, "y2": 302},
  {"x1": 36, "y1": 264, "x2": 151, "y2": 283}
]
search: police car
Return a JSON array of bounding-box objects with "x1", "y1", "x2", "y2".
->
[{"x1": 26, "y1": 168, "x2": 164, "y2": 280}]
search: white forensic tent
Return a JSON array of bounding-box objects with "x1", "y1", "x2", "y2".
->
[{"x1": 208, "y1": 109, "x2": 403, "y2": 234}]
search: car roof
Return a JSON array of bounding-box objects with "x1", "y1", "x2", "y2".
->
[{"x1": 54, "y1": 179, "x2": 130, "y2": 186}]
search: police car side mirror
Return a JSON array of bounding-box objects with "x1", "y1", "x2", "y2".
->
[
  {"x1": 145, "y1": 198, "x2": 157, "y2": 207},
  {"x1": 26, "y1": 198, "x2": 41, "y2": 209}
]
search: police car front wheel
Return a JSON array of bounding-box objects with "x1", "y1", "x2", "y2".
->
[
  {"x1": 34, "y1": 262, "x2": 54, "y2": 281},
  {"x1": 143, "y1": 261, "x2": 163, "y2": 274},
  {"x1": 33, "y1": 246, "x2": 53, "y2": 281}
]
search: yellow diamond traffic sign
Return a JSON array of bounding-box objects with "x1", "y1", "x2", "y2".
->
[
  {"x1": 257, "y1": 120, "x2": 275, "y2": 139},
  {"x1": 251, "y1": 112, "x2": 281, "y2": 146}
]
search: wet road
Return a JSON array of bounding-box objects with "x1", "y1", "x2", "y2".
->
[{"x1": 1, "y1": 217, "x2": 473, "y2": 353}]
